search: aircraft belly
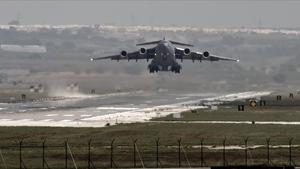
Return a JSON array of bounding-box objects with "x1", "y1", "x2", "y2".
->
[{"x1": 150, "y1": 42, "x2": 178, "y2": 71}]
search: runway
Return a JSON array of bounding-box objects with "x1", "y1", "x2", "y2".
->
[{"x1": 0, "y1": 91, "x2": 271, "y2": 127}]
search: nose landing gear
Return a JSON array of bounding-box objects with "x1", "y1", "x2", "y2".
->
[{"x1": 148, "y1": 64, "x2": 181, "y2": 74}]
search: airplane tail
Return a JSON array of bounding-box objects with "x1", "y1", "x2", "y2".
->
[
  {"x1": 136, "y1": 39, "x2": 193, "y2": 47},
  {"x1": 136, "y1": 40, "x2": 161, "y2": 46},
  {"x1": 169, "y1": 40, "x2": 193, "y2": 47}
]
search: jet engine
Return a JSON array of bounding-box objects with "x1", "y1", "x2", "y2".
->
[
  {"x1": 184, "y1": 48, "x2": 191, "y2": 55},
  {"x1": 139, "y1": 48, "x2": 146, "y2": 54},
  {"x1": 120, "y1": 50, "x2": 127, "y2": 57},
  {"x1": 203, "y1": 51, "x2": 210, "y2": 58}
]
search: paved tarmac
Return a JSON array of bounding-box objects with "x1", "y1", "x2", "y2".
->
[{"x1": 0, "y1": 91, "x2": 270, "y2": 127}]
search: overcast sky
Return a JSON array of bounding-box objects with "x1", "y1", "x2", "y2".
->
[{"x1": 0, "y1": 0, "x2": 299, "y2": 28}]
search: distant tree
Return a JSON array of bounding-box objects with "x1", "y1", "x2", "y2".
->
[
  {"x1": 61, "y1": 41, "x2": 76, "y2": 50},
  {"x1": 272, "y1": 73, "x2": 287, "y2": 84},
  {"x1": 45, "y1": 41, "x2": 56, "y2": 51},
  {"x1": 221, "y1": 35, "x2": 244, "y2": 46},
  {"x1": 29, "y1": 53, "x2": 42, "y2": 60},
  {"x1": 8, "y1": 20, "x2": 20, "y2": 25},
  {"x1": 30, "y1": 38, "x2": 42, "y2": 45}
]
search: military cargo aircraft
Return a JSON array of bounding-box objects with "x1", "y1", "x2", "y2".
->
[{"x1": 91, "y1": 38, "x2": 239, "y2": 73}]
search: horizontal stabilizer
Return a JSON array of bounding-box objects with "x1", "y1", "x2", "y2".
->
[
  {"x1": 169, "y1": 40, "x2": 194, "y2": 47},
  {"x1": 136, "y1": 40, "x2": 161, "y2": 46},
  {"x1": 136, "y1": 39, "x2": 194, "y2": 47}
]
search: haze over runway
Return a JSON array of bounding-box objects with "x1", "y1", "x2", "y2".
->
[{"x1": 0, "y1": 1, "x2": 300, "y2": 28}]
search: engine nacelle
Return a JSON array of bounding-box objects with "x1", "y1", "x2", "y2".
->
[
  {"x1": 184, "y1": 48, "x2": 191, "y2": 55},
  {"x1": 203, "y1": 51, "x2": 210, "y2": 58},
  {"x1": 120, "y1": 50, "x2": 127, "y2": 57},
  {"x1": 139, "y1": 48, "x2": 146, "y2": 55}
]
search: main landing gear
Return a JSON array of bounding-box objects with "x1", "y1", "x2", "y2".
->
[
  {"x1": 148, "y1": 64, "x2": 159, "y2": 73},
  {"x1": 171, "y1": 65, "x2": 181, "y2": 74}
]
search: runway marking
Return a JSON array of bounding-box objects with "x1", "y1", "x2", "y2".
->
[
  {"x1": 63, "y1": 114, "x2": 74, "y2": 117},
  {"x1": 18, "y1": 119, "x2": 33, "y2": 121},
  {"x1": 45, "y1": 114, "x2": 58, "y2": 117},
  {"x1": 41, "y1": 119, "x2": 53, "y2": 122},
  {"x1": 96, "y1": 107, "x2": 138, "y2": 110},
  {"x1": 176, "y1": 97, "x2": 189, "y2": 100},
  {"x1": 138, "y1": 104, "x2": 148, "y2": 106},
  {"x1": 60, "y1": 120, "x2": 72, "y2": 122},
  {"x1": 0, "y1": 119, "x2": 11, "y2": 121},
  {"x1": 80, "y1": 114, "x2": 92, "y2": 117}
]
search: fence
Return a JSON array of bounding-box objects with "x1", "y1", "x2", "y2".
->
[{"x1": 0, "y1": 137, "x2": 299, "y2": 169}]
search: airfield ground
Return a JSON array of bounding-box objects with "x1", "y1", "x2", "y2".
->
[
  {"x1": 0, "y1": 92, "x2": 299, "y2": 168},
  {"x1": 0, "y1": 105, "x2": 300, "y2": 168},
  {"x1": 1, "y1": 105, "x2": 300, "y2": 145}
]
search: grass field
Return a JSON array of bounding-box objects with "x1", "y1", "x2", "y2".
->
[
  {"x1": 0, "y1": 123, "x2": 299, "y2": 168},
  {"x1": 0, "y1": 122, "x2": 299, "y2": 145}
]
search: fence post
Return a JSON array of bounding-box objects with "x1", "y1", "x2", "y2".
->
[
  {"x1": 266, "y1": 138, "x2": 270, "y2": 165},
  {"x1": 42, "y1": 140, "x2": 46, "y2": 169},
  {"x1": 88, "y1": 139, "x2": 91, "y2": 169},
  {"x1": 19, "y1": 140, "x2": 23, "y2": 169},
  {"x1": 289, "y1": 138, "x2": 293, "y2": 166},
  {"x1": 178, "y1": 138, "x2": 181, "y2": 167},
  {"x1": 244, "y1": 137, "x2": 248, "y2": 166},
  {"x1": 156, "y1": 138, "x2": 159, "y2": 168},
  {"x1": 223, "y1": 138, "x2": 226, "y2": 166},
  {"x1": 133, "y1": 139, "x2": 137, "y2": 168},
  {"x1": 200, "y1": 138, "x2": 204, "y2": 167},
  {"x1": 110, "y1": 139, "x2": 115, "y2": 168},
  {"x1": 65, "y1": 140, "x2": 68, "y2": 169}
]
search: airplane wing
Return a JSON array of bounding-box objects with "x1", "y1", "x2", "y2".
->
[
  {"x1": 175, "y1": 48, "x2": 239, "y2": 62},
  {"x1": 91, "y1": 48, "x2": 156, "y2": 61}
]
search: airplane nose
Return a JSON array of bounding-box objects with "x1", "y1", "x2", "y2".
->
[{"x1": 163, "y1": 55, "x2": 167, "y2": 60}]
